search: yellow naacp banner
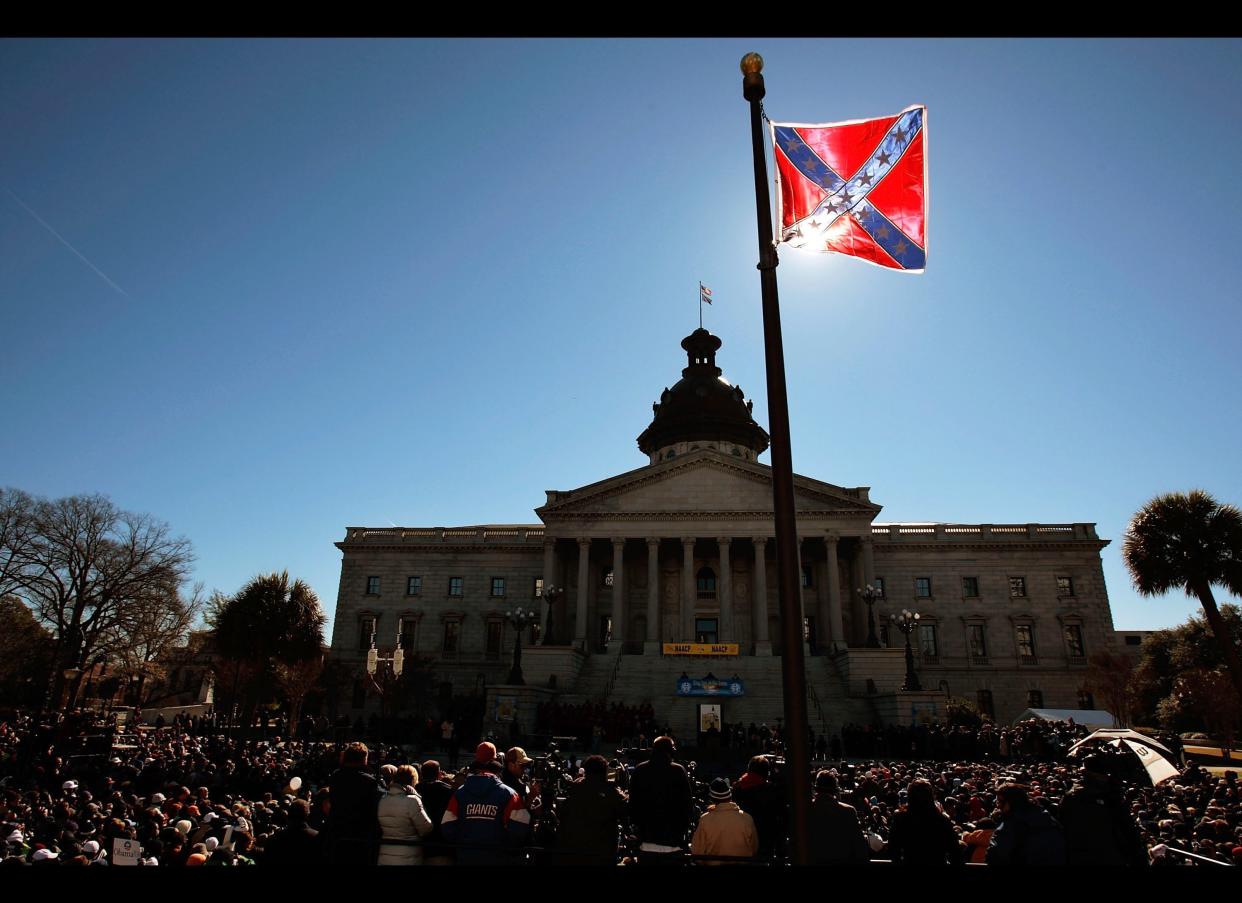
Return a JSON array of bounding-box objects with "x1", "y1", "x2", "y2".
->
[{"x1": 662, "y1": 643, "x2": 740, "y2": 656}]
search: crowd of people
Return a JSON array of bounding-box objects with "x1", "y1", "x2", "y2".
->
[
  {"x1": 1, "y1": 708, "x2": 1237, "y2": 867},
  {"x1": 535, "y1": 700, "x2": 659, "y2": 747}
]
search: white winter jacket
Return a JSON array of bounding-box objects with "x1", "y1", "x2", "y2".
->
[{"x1": 377, "y1": 784, "x2": 433, "y2": 865}]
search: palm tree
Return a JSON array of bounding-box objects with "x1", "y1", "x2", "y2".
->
[
  {"x1": 1123, "y1": 490, "x2": 1242, "y2": 711},
  {"x1": 209, "y1": 571, "x2": 326, "y2": 728}
]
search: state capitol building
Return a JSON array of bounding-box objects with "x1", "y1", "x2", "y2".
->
[{"x1": 328, "y1": 327, "x2": 1122, "y2": 736}]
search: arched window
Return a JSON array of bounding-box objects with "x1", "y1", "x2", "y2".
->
[{"x1": 696, "y1": 567, "x2": 717, "y2": 599}]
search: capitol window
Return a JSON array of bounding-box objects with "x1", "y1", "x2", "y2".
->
[
  {"x1": 357, "y1": 616, "x2": 375, "y2": 652},
  {"x1": 407, "y1": 576, "x2": 421, "y2": 596},
  {"x1": 366, "y1": 576, "x2": 380, "y2": 596},
  {"x1": 915, "y1": 577, "x2": 932, "y2": 598},
  {"x1": 1063, "y1": 623, "x2": 1085, "y2": 659},
  {"x1": 968, "y1": 624, "x2": 988, "y2": 661},
  {"x1": 1015, "y1": 624, "x2": 1036, "y2": 662},
  {"x1": 491, "y1": 577, "x2": 506, "y2": 597},
  {"x1": 1057, "y1": 576, "x2": 1075, "y2": 597},
  {"x1": 1009, "y1": 576, "x2": 1027, "y2": 597},
  {"x1": 399, "y1": 618, "x2": 418, "y2": 652},
  {"x1": 962, "y1": 576, "x2": 979, "y2": 598},
  {"x1": 449, "y1": 577, "x2": 463, "y2": 596}
]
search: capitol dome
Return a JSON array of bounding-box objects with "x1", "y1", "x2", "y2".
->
[{"x1": 636, "y1": 328, "x2": 770, "y2": 464}]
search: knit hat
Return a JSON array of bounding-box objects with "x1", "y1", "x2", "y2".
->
[
  {"x1": 709, "y1": 778, "x2": 732, "y2": 802},
  {"x1": 474, "y1": 741, "x2": 498, "y2": 765}
]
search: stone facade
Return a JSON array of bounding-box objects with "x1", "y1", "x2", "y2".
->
[{"x1": 327, "y1": 328, "x2": 1127, "y2": 729}]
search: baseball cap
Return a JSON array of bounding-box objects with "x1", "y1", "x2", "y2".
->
[
  {"x1": 62, "y1": 780, "x2": 78, "y2": 792},
  {"x1": 506, "y1": 747, "x2": 533, "y2": 766},
  {"x1": 474, "y1": 742, "x2": 498, "y2": 765},
  {"x1": 32, "y1": 848, "x2": 58, "y2": 861}
]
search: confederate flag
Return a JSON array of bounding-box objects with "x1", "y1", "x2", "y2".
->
[{"x1": 770, "y1": 105, "x2": 926, "y2": 272}]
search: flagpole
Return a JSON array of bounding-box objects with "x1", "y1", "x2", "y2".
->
[
  {"x1": 699, "y1": 283, "x2": 703, "y2": 329},
  {"x1": 740, "y1": 52, "x2": 812, "y2": 866}
]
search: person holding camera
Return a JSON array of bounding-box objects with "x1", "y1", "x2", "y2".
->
[{"x1": 1056, "y1": 754, "x2": 1147, "y2": 867}]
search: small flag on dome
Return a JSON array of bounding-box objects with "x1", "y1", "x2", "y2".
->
[{"x1": 700, "y1": 282, "x2": 713, "y2": 305}]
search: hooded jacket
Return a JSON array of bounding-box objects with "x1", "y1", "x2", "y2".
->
[
  {"x1": 377, "y1": 784, "x2": 433, "y2": 866},
  {"x1": 691, "y1": 801, "x2": 758, "y2": 865}
]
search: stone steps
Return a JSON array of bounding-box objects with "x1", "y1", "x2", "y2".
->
[{"x1": 559, "y1": 652, "x2": 874, "y2": 740}]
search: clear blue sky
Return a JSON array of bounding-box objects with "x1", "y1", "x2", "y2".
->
[{"x1": 3, "y1": 38, "x2": 1240, "y2": 637}]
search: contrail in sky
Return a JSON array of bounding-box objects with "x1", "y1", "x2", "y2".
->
[{"x1": 5, "y1": 187, "x2": 132, "y2": 300}]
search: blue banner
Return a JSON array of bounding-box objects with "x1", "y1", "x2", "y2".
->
[{"x1": 676, "y1": 676, "x2": 745, "y2": 697}]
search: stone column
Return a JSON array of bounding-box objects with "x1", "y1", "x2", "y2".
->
[
  {"x1": 825, "y1": 532, "x2": 844, "y2": 653},
  {"x1": 860, "y1": 536, "x2": 876, "y2": 647},
  {"x1": 752, "y1": 537, "x2": 771, "y2": 656},
  {"x1": 541, "y1": 539, "x2": 557, "y2": 645},
  {"x1": 717, "y1": 536, "x2": 732, "y2": 643},
  {"x1": 799, "y1": 538, "x2": 813, "y2": 657},
  {"x1": 849, "y1": 543, "x2": 866, "y2": 646},
  {"x1": 815, "y1": 555, "x2": 830, "y2": 653},
  {"x1": 574, "y1": 537, "x2": 590, "y2": 649},
  {"x1": 612, "y1": 537, "x2": 626, "y2": 652},
  {"x1": 681, "y1": 537, "x2": 696, "y2": 642},
  {"x1": 861, "y1": 536, "x2": 876, "y2": 590},
  {"x1": 645, "y1": 538, "x2": 660, "y2": 654}
]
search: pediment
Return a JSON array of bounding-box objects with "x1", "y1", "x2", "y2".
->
[{"x1": 536, "y1": 449, "x2": 881, "y2": 519}]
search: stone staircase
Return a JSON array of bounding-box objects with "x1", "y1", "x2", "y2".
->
[{"x1": 559, "y1": 649, "x2": 875, "y2": 740}]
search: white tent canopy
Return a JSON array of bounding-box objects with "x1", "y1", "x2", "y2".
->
[
  {"x1": 1067, "y1": 728, "x2": 1181, "y2": 785},
  {"x1": 1011, "y1": 708, "x2": 1116, "y2": 729},
  {"x1": 1067, "y1": 728, "x2": 1175, "y2": 759}
]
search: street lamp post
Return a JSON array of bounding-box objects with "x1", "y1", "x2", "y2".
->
[
  {"x1": 366, "y1": 628, "x2": 405, "y2": 733},
  {"x1": 505, "y1": 608, "x2": 538, "y2": 685},
  {"x1": 541, "y1": 585, "x2": 563, "y2": 646},
  {"x1": 890, "y1": 609, "x2": 923, "y2": 692},
  {"x1": 858, "y1": 584, "x2": 883, "y2": 649}
]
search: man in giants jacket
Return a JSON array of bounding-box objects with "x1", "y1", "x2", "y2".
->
[{"x1": 441, "y1": 742, "x2": 531, "y2": 865}]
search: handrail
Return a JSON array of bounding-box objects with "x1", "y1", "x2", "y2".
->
[
  {"x1": 806, "y1": 683, "x2": 829, "y2": 737},
  {"x1": 602, "y1": 651, "x2": 624, "y2": 699},
  {"x1": 1161, "y1": 845, "x2": 1233, "y2": 866}
]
